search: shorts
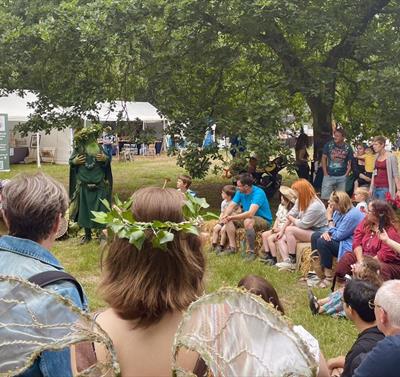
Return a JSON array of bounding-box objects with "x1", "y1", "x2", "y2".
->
[
  {"x1": 321, "y1": 175, "x2": 347, "y2": 199},
  {"x1": 235, "y1": 216, "x2": 269, "y2": 231}
]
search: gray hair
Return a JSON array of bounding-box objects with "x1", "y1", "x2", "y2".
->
[
  {"x1": 2, "y1": 173, "x2": 68, "y2": 242},
  {"x1": 375, "y1": 280, "x2": 400, "y2": 328}
]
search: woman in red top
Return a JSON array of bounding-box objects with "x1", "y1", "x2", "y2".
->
[
  {"x1": 335, "y1": 200, "x2": 400, "y2": 282},
  {"x1": 370, "y1": 135, "x2": 400, "y2": 200}
]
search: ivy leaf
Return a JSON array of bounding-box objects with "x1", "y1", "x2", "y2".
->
[
  {"x1": 158, "y1": 230, "x2": 174, "y2": 244},
  {"x1": 129, "y1": 230, "x2": 145, "y2": 250},
  {"x1": 181, "y1": 224, "x2": 199, "y2": 235},
  {"x1": 99, "y1": 199, "x2": 111, "y2": 212},
  {"x1": 203, "y1": 212, "x2": 219, "y2": 220}
]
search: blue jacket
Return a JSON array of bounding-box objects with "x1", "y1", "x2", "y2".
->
[
  {"x1": 329, "y1": 207, "x2": 365, "y2": 260},
  {"x1": 0, "y1": 235, "x2": 88, "y2": 377}
]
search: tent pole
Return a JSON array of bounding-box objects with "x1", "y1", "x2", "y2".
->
[{"x1": 36, "y1": 132, "x2": 41, "y2": 168}]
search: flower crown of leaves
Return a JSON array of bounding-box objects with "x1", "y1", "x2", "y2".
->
[
  {"x1": 73, "y1": 124, "x2": 103, "y2": 148},
  {"x1": 92, "y1": 193, "x2": 218, "y2": 250}
]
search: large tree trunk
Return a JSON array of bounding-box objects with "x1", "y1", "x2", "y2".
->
[{"x1": 307, "y1": 97, "x2": 333, "y2": 162}]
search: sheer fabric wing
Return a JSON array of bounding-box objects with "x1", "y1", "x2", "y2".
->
[
  {"x1": 0, "y1": 276, "x2": 119, "y2": 377},
  {"x1": 173, "y1": 288, "x2": 318, "y2": 377}
]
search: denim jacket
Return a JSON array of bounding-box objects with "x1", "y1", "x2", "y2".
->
[{"x1": 0, "y1": 235, "x2": 88, "y2": 377}]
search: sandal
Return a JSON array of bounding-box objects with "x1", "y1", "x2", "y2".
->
[{"x1": 307, "y1": 289, "x2": 320, "y2": 315}]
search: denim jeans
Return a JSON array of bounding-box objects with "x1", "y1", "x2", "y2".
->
[
  {"x1": 311, "y1": 231, "x2": 340, "y2": 269},
  {"x1": 373, "y1": 187, "x2": 389, "y2": 200}
]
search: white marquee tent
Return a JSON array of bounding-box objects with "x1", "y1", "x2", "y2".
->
[{"x1": 0, "y1": 92, "x2": 165, "y2": 165}]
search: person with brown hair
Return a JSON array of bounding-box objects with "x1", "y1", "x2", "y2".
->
[
  {"x1": 369, "y1": 135, "x2": 400, "y2": 200},
  {"x1": 335, "y1": 200, "x2": 400, "y2": 282},
  {"x1": 275, "y1": 178, "x2": 327, "y2": 270},
  {"x1": 238, "y1": 274, "x2": 330, "y2": 377},
  {"x1": 295, "y1": 131, "x2": 311, "y2": 180},
  {"x1": 95, "y1": 187, "x2": 205, "y2": 376},
  {"x1": 0, "y1": 173, "x2": 87, "y2": 377},
  {"x1": 310, "y1": 191, "x2": 365, "y2": 288},
  {"x1": 212, "y1": 184, "x2": 238, "y2": 254},
  {"x1": 176, "y1": 174, "x2": 196, "y2": 196}
]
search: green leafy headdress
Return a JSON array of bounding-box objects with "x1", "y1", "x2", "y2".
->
[
  {"x1": 92, "y1": 193, "x2": 218, "y2": 250},
  {"x1": 73, "y1": 124, "x2": 103, "y2": 151}
]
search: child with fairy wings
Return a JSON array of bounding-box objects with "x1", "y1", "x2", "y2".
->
[{"x1": 69, "y1": 125, "x2": 113, "y2": 243}]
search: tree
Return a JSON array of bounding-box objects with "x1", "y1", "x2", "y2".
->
[{"x1": 1, "y1": 0, "x2": 399, "y2": 177}]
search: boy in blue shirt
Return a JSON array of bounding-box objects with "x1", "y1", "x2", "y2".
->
[{"x1": 221, "y1": 173, "x2": 272, "y2": 261}]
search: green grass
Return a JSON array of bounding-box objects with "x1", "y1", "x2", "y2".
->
[{"x1": 0, "y1": 157, "x2": 356, "y2": 358}]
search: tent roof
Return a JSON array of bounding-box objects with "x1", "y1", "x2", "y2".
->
[
  {"x1": 0, "y1": 91, "x2": 163, "y2": 123},
  {"x1": 0, "y1": 92, "x2": 38, "y2": 122},
  {"x1": 93, "y1": 101, "x2": 163, "y2": 122}
]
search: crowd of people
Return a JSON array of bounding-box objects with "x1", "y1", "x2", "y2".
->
[{"x1": 1, "y1": 127, "x2": 400, "y2": 376}]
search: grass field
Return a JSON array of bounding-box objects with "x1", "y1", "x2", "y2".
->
[{"x1": 0, "y1": 156, "x2": 357, "y2": 359}]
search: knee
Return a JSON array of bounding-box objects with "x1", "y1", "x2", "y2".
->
[
  {"x1": 316, "y1": 237, "x2": 330, "y2": 252},
  {"x1": 285, "y1": 226, "x2": 296, "y2": 236},
  {"x1": 262, "y1": 230, "x2": 271, "y2": 240}
]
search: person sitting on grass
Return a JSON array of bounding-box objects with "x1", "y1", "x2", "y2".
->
[
  {"x1": 353, "y1": 280, "x2": 400, "y2": 377},
  {"x1": 259, "y1": 186, "x2": 297, "y2": 265},
  {"x1": 326, "y1": 279, "x2": 384, "y2": 377},
  {"x1": 176, "y1": 174, "x2": 196, "y2": 196},
  {"x1": 238, "y1": 274, "x2": 330, "y2": 377},
  {"x1": 308, "y1": 256, "x2": 382, "y2": 318},
  {"x1": 212, "y1": 184, "x2": 238, "y2": 254},
  {"x1": 275, "y1": 178, "x2": 327, "y2": 271},
  {"x1": 221, "y1": 173, "x2": 272, "y2": 261}
]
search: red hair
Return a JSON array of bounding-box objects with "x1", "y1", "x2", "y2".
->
[{"x1": 291, "y1": 179, "x2": 317, "y2": 212}]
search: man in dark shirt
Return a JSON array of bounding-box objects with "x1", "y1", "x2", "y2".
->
[
  {"x1": 321, "y1": 126, "x2": 353, "y2": 201},
  {"x1": 327, "y1": 279, "x2": 383, "y2": 377},
  {"x1": 354, "y1": 280, "x2": 400, "y2": 377}
]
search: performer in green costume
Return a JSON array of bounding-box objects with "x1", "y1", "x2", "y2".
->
[{"x1": 69, "y1": 124, "x2": 113, "y2": 243}]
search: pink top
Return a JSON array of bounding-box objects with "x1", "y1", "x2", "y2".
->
[
  {"x1": 374, "y1": 159, "x2": 389, "y2": 188},
  {"x1": 352, "y1": 219, "x2": 400, "y2": 264}
]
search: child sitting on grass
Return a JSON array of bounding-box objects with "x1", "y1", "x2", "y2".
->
[
  {"x1": 259, "y1": 186, "x2": 297, "y2": 265},
  {"x1": 354, "y1": 187, "x2": 369, "y2": 213},
  {"x1": 176, "y1": 174, "x2": 196, "y2": 196},
  {"x1": 308, "y1": 256, "x2": 382, "y2": 317},
  {"x1": 212, "y1": 185, "x2": 237, "y2": 254}
]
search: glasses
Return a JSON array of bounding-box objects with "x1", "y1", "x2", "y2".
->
[{"x1": 368, "y1": 299, "x2": 382, "y2": 310}]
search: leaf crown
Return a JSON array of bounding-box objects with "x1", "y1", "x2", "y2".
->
[
  {"x1": 73, "y1": 124, "x2": 103, "y2": 148},
  {"x1": 92, "y1": 193, "x2": 218, "y2": 250}
]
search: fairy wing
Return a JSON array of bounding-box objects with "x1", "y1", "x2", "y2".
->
[
  {"x1": 0, "y1": 275, "x2": 119, "y2": 377},
  {"x1": 173, "y1": 288, "x2": 319, "y2": 377}
]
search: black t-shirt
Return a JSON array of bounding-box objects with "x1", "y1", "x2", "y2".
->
[{"x1": 342, "y1": 326, "x2": 384, "y2": 377}]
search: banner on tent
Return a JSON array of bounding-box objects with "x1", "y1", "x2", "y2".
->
[{"x1": 0, "y1": 114, "x2": 10, "y2": 172}]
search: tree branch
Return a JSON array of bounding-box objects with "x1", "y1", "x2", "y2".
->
[{"x1": 324, "y1": 0, "x2": 391, "y2": 68}]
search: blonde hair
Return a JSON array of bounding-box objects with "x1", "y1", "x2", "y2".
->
[
  {"x1": 330, "y1": 191, "x2": 353, "y2": 214},
  {"x1": 1, "y1": 173, "x2": 68, "y2": 242},
  {"x1": 100, "y1": 187, "x2": 205, "y2": 328},
  {"x1": 355, "y1": 187, "x2": 369, "y2": 202}
]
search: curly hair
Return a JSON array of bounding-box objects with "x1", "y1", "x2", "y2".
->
[{"x1": 365, "y1": 200, "x2": 400, "y2": 232}]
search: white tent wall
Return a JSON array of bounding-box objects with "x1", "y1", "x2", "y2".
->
[{"x1": 9, "y1": 122, "x2": 72, "y2": 164}]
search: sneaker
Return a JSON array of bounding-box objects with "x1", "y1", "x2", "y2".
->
[
  {"x1": 307, "y1": 275, "x2": 322, "y2": 287},
  {"x1": 244, "y1": 252, "x2": 257, "y2": 262},
  {"x1": 214, "y1": 245, "x2": 223, "y2": 255},
  {"x1": 219, "y1": 246, "x2": 236, "y2": 256},
  {"x1": 259, "y1": 256, "x2": 276, "y2": 266},
  {"x1": 79, "y1": 235, "x2": 92, "y2": 245},
  {"x1": 276, "y1": 258, "x2": 296, "y2": 271}
]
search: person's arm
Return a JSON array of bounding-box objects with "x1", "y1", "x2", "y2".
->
[
  {"x1": 298, "y1": 148, "x2": 308, "y2": 162},
  {"x1": 272, "y1": 218, "x2": 279, "y2": 232},
  {"x1": 359, "y1": 173, "x2": 372, "y2": 182},
  {"x1": 318, "y1": 351, "x2": 330, "y2": 377},
  {"x1": 379, "y1": 229, "x2": 400, "y2": 254},
  {"x1": 221, "y1": 201, "x2": 238, "y2": 219},
  {"x1": 327, "y1": 356, "x2": 345, "y2": 371},
  {"x1": 377, "y1": 227, "x2": 400, "y2": 263},
  {"x1": 352, "y1": 221, "x2": 365, "y2": 263},
  {"x1": 227, "y1": 203, "x2": 259, "y2": 221},
  {"x1": 345, "y1": 159, "x2": 352, "y2": 176},
  {"x1": 321, "y1": 154, "x2": 328, "y2": 176},
  {"x1": 293, "y1": 201, "x2": 325, "y2": 229},
  {"x1": 330, "y1": 210, "x2": 364, "y2": 241}
]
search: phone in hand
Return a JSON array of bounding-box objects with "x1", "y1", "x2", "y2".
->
[{"x1": 379, "y1": 214, "x2": 385, "y2": 232}]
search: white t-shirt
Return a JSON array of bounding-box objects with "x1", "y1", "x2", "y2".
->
[
  {"x1": 221, "y1": 199, "x2": 230, "y2": 214},
  {"x1": 356, "y1": 201, "x2": 368, "y2": 212},
  {"x1": 275, "y1": 204, "x2": 289, "y2": 228}
]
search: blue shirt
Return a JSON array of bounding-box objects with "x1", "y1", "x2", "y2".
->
[
  {"x1": 322, "y1": 140, "x2": 353, "y2": 176},
  {"x1": 329, "y1": 206, "x2": 365, "y2": 260},
  {"x1": 0, "y1": 235, "x2": 88, "y2": 377},
  {"x1": 233, "y1": 185, "x2": 272, "y2": 223},
  {"x1": 353, "y1": 334, "x2": 400, "y2": 377}
]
